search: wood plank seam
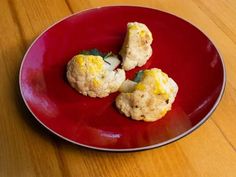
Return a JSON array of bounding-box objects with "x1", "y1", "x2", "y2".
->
[
  {"x1": 7, "y1": 0, "x2": 28, "y2": 50},
  {"x1": 53, "y1": 140, "x2": 73, "y2": 177},
  {"x1": 192, "y1": 0, "x2": 236, "y2": 46},
  {"x1": 0, "y1": 46, "x2": 12, "y2": 85},
  {"x1": 64, "y1": 0, "x2": 74, "y2": 14},
  {"x1": 211, "y1": 119, "x2": 236, "y2": 151}
]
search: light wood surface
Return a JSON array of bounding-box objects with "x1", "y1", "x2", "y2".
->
[{"x1": 0, "y1": 0, "x2": 236, "y2": 176}]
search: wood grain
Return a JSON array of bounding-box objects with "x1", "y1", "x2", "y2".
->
[{"x1": 0, "y1": 0, "x2": 236, "y2": 177}]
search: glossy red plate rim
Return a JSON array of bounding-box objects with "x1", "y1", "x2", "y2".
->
[{"x1": 19, "y1": 5, "x2": 226, "y2": 152}]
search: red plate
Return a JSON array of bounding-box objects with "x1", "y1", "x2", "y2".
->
[{"x1": 19, "y1": 6, "x2": 225, "y2": 151}]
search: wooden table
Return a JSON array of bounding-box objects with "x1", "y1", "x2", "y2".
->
[{"x1": 1, "y1": 0, "x2": 236, "y2": 176}]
